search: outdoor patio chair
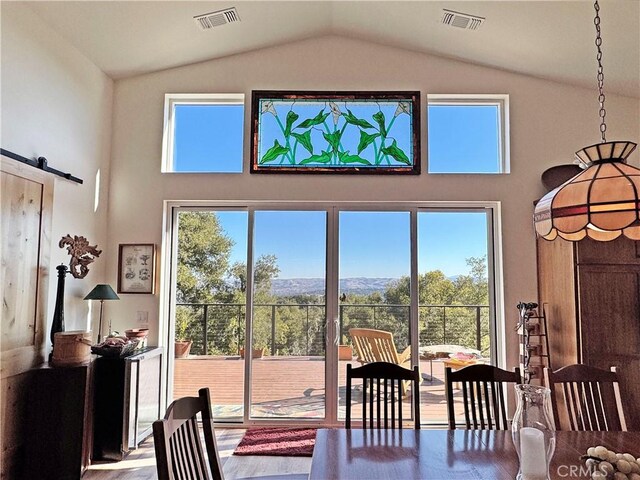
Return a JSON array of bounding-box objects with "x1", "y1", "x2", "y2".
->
[
  {"x1": 349, "y1": 328, "x2": 413, "y2": 395},
  {"x1": 544, "y1": 364, "x2": 627, "y2": 431},
  {"x1": 153, "y1": 387, "x2": 224, "y2": 480},
  {"x1": 346, "y1": 361, "x2": 421, "y2": 429},
  {"x1": 445, "y1": 364, "x2": 521, "y2": 430}
]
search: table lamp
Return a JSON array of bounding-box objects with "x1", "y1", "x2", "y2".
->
[{"x1": 84, "y1": 284, "x2": 119, "y2": 343}]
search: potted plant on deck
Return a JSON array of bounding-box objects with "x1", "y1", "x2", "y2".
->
[
  {"x1": 338, "y1": 344, "x2": 353, "y2": 360},
  {"x1": 239, "y1": 345, "x2": 266, "y2": 359},
  {"x1": 174, "y1": 310, "x2": 193, "y2": 358}
]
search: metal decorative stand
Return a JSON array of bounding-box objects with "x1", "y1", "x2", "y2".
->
[
  {"x1": 49, "y1": 264, "x2": 68, "y2": 362},
  {"x1": 516, "y1": 302, "x2": 551, "y2": 384}
]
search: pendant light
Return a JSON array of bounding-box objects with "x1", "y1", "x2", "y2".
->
[{"x1": 533, "y1": 1, "x2": 639, "y2": 242}]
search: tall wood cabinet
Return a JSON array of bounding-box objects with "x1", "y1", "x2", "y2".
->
[{"x1": 537, "y1": 236, "x2": 640, "y2": 430}]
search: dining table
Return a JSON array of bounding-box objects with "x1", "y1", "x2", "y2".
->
[{"x1": 308, "y1": 428, "x2": 640, "y2": 480}]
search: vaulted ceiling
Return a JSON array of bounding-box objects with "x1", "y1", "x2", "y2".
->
[{"x1": 25, "y1": 1, "x2": 639, "y2": 97}]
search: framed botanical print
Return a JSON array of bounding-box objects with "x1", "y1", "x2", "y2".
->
[
  {"x1": 251, "y1": 91, "x2": 420, "y2": 174},
  {"x1": 118, "y1": 244, "x2": 156, "y2": 294}
]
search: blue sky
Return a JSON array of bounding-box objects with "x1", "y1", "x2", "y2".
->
[
  {"x1": 214, "y1": 210, "x2": 487, "y2": 279},
  {"x1": 173, "y1": 104, "x2": 244, "y2": 172},
  {"x1": 428, "y1": 104, "x2": 500, "y2": 173},
  {"x1": 254, "y1": 211, "x2": 327, "y2": 278}
]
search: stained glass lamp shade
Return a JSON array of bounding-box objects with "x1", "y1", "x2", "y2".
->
[
  {"x1": 534, "y1": 141, "x2": 639, "y2": 241},
  {"x1": 533, "y1": 0, "x2": 640, "y2": 243},
  {"x1": 84, "y1": 284, "x2": 119, "y2": 343}
]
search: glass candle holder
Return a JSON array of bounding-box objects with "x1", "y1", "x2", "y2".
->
[{"x1": 512, "y1": 384, "x2": 556, "y2": 480}]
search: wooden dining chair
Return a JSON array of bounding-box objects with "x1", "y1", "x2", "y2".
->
[
  {"x1": 345, "y1": 361, "x2": 421, "y2": 429},
  {"x1": 544, "y1": 364, "x2": 627, "y2": 431},
  {"x1": 153, "y1": 387, "x2": 224, "y2": 480},
  {"x1": 445, "y1": 364, "x2": 521, "y2": 430}
]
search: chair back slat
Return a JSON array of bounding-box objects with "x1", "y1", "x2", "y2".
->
[
  {"x1": 468, "y1": 381, "x2": 478, "y2": 428},
  {"x1": 490, "y1": 382, "x2": 499, "y2": 429},
  {"x1": 345, "y1": 362, "x2": 420, "y2": 430},
  {"x1": 482, "y1": 382, "x2": 492, "y2": 429},
  {"x1": 592, "y1": 383, "x2": 607, "y2": 431},
  {"x1": 390, "y1": 379, "x2": 396, "y2": 429},
  {"x1": 579, "y1": 383, "x2": 593, "y2": 430},
  {"x1": 153, "y1": 388, "x2": 224, "y2": 480},
  {"x1": 544, "y1": 365, "x2": 627, "y2": 432},
  {"x1": 461, "y1": 383, "x2": 470, "y2": 429},
  {"x1": 575, "y1": 383, "x2": 586, "y2": 429},
  {"x1": 398, "y1": 380, "x2": 404, "y2": 426},
  {"x1": 584, "y1": 382, "x2": 599, "y2": 430},
  {"x1": 445, "y1": 365, "x2": 521, "y2": 430},
  {"x1": 498, "y1": 382, "x2": 509, "y2": 429}
]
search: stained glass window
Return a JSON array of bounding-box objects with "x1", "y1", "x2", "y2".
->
[{"x1": 251, "y1": 91, "x2": 420, "y2": 174}]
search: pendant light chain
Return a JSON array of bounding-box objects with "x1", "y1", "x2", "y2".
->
[{"x1": 593, "y1": 0, "x2": 607, "y2": 142}]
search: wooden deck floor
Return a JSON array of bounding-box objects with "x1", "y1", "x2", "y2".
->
[{"x1": 174, "y1": 356, "x2": 459, "y2": 424}]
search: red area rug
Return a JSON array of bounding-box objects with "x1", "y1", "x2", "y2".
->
[{"x1": 233, "y1": 427, "x2": 316, "y2": 457}]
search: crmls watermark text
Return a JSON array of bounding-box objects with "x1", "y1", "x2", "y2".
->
[{"x1": 557, "y1": 465, "x2": 595, "y2": 477}]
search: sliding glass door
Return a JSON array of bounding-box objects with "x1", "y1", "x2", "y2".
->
[
  {"x1": 337, "y1": 211, "x2": 412, "y2": 420},
  {"x1": 172, "y1": 209, "x2": 248, "y2": 420},
  {"x1": 250, "y1": 210, "x2": 328, "y2": 419},
  {"x1": 417, "y1": 210, "x2": 492, "y2": 424},
  {"x1": 168, "y1": 203, "x2": 497, "y2": 425}
]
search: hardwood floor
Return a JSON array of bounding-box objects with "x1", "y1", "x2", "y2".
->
[{"x1": 84, "y1": 429, "x2": 312, "y2": 480}]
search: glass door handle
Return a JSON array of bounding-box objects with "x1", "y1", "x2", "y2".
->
[{"x1": 333, "y1": 317, "x2": 340, "y2": 346}]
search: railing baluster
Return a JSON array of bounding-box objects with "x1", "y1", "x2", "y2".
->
[
  {"x1": 476, "y1": 306, "x2": 482, "y2": 352},
  {"x1": 175, "y1": 302, "x2": 489, "y2": 358},
  {"x1": 237, "y1": 304, "x2": 244, "y2": 355},
  {"x1": 373, "y1": 305, "x2": 376, "y2": 329},
  {"x1": 203, "y1": 305, "x2": 208, "y2": 355},
  {"x1": 406, "y1": 305, "x2": 411, "y2": 348},
  {"x1": 339, "y1": 304, "x2": 344, "y2": 345},
  {"x1": 306, "y1": 305, "x2": 310, "y2": 356},
  {"x1": 443, "y1": 306, "x2": 447, "y2": 345},
  {"x1": 271, "y1": 304, "x2": 276, "y2": 356}
]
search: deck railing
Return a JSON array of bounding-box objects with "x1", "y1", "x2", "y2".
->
[{"x1": 175, "y1": 303, "x2": 490, "y2": 357}]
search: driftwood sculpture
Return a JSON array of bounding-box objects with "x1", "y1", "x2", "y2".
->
[{"x1": 59, "y1": 234, "x2": 102, "y2": 279}]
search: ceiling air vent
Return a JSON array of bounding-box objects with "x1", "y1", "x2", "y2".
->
[
  {"x1": 194, "y1": 7, "x2": 240, "y2": 30},
  {"x1": 441, "y1": 9, "x2": 485, "y2": 31}
]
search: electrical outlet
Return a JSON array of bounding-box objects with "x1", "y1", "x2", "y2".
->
[{"x1": 137, "y1": 311, "x2": 149, "y2": 327}]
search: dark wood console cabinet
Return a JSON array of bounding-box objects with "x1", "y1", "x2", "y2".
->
[
  {"x1": 92, "y1": 347, "x2": 162, "y2": 461},
  {"x1": 537, "y1": 236, "x2": 640, "y2": 430}
]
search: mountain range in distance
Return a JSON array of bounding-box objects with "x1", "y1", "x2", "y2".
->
[
  {"x1": 271, "y1": 275, "x2": 463, "y2": 296},
  {"x1": 271, "y1": 277, "x2": 396, "y2": 296}
]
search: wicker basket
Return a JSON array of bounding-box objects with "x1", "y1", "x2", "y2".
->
[{"x1": 91, "y1": 340, "x2": 139, "y2": 358}]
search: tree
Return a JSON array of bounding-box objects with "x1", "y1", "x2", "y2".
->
[
  {"x1": 176, "y1": 211, "x2": 234, "y2": 304},
  {"x1": 229, "y1": 254, "x2": 280, "y2": 296},
  {"x1": 383, "y1": 256, "x2": 488, "y2": 307},
  {"x1": 451, "y1": 255, "x2": 488, "y2": 306},
  {"x1": 254, "y1": 254, "x2": 280, "y2": 293},
  {"x1": 378, "y1": 256, "x2": 490, "y2": 354},
  {"x1": 384, "y1": 270, "x2": 457, "y2": 306},
  {"x1": 175, "y1": 212, "x2": 282, "y2": 355}
]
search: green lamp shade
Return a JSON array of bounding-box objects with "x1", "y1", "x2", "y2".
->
[{"x1": 84, "y1": 284, "x2": 119, "y2": 301}]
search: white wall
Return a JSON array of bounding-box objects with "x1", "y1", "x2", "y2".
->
[
  {"x1": 109, "y1": 35, "x2": 639, "y2": 369},
  {"x1": 1, "y1": 2, "x2": 114, "y2": 340}
]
